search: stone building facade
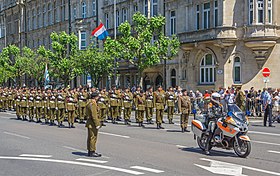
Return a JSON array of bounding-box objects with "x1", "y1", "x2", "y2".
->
[{"x1": 1, "y1": 0, "x2": 280, "y2": 90}]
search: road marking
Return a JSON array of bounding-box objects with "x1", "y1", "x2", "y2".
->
[
  {"x1": 176, "y1": 145, "x2": 187, "y2": 148},
  {"x1": 62, "y1": 146, "x2": 110, "y2": 159},
  {"x1": 268, "y1": 150, "x2": 280, "y2": 154},
  {"x1": 198, "y1": 158, "x2": 280, "y2": 176},
  {"x1": 76, "y1": 158, "x2": 108, "y2": 164},
  {"x1": 130, "y1": 166, "x2": 164, "y2": 173},
  {"x1": 3, "y1": 132, "x2": 30, "y2": 139},
  {"x1": 0, "y1": 156, "x2": 144, "y2": 175},
  {"x1": 99, "y1": 132, "x2": 130, "y2": 139},
  {"x1": 252, "y1": 140, "x2": 280, "y2": 146},
  {"x1": 250, "y1": 131, "x2": 280, "y2": 137},
  {"x1": 20, "y1": 154, "x2": 52, "y2": 158}
]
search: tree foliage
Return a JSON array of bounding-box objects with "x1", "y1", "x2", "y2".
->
[{"x1": 104, "y1": 12, "x2": 180, "y2": 86}]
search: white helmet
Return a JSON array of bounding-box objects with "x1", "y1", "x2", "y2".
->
[{"x1": 211, "y1": 92, "x2": 221, "y2": 100}]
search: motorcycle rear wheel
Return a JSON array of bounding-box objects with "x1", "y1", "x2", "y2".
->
[{"x1": 233, "y1": 140, "x2": 251, "y2": 158}]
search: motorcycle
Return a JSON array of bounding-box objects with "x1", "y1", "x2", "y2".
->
[{"x1": 191, "y1": 104, "x2": 251, "y2": 158}]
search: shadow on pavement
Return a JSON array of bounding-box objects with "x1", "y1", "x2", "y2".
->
[
  {"x1": 72, "y1": 151, "x2": 88, "y2": 157},
  {"x1": 166, "y1": 129, "x2": 184, "y2": 133},
  {"x1": 181, "y1": 147, "x2": 236, "y2": 157}
]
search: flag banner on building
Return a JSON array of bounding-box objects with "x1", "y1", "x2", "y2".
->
[
  {"x1": 91, "y1": 23, "x2": 109, "y2": 40},
  {"x1": 44, "y1": 64, "x2": 50, "y2": 88}
]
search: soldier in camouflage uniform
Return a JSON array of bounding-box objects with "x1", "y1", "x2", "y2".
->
[
  {"x1": 98, "y1": 90, "x2": 108, "y2": 126},
  {"x1": 135, "y1": 90, "x2": 146, "y2": 127},
  {"x1": 78, "y1": 88, "x2": 88, "y2": 123},
  {"x1": 15, "y1": 90, "x2": 22, "y2": 119},
  {"x1": 34, "y1": 89, "x2": 43, "y2": 123},
  {"x1": 133, "y1": 86, "x2": 141, "y2": 122},
  {"x1": 109, "y1": 86, "x2": 119, "y2": 124},
  {"x1": 20, "y1": 91, "x2": 28, "y2": 121},
  {"x1": 28, "y1": 90, "x2": 35, "y2": 122},
  {"x1": 122, "y1": 88, "x2": 133, "y2": 125},
  {"x1": 49, "y1": 92, "x2": 57, "y2": 126},
  {"x1": 153, "y1": 85, "x2": 165, "y2": 129},
  {"x1": 166, "y1": 87, "x2": 176, "y2": 124},
  {"x1": 145, "y1": 87, "x2": 154, "y2": 124},
  {"x1": 66, "y1": 90, "x2": 77, "y2": 128},
  {"x1": 56, "y1": 90, "x2": 66, "y2": 127},
  {"x1": 42, "y1": 92, "x2": 50, "y2": 124}
]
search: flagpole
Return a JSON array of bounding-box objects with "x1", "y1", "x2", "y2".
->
[{"x1": 113, "y1": 0, "x2": 117, "y2": 87}]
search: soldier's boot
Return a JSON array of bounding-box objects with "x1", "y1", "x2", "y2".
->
[
  {"x1": 181, "y1": 127, "x2": 185, "y2": 133},
  {"x1": 92, "y1": 151, "x2": 102, "y2": 157},
  {"x1": 17, "y1": 115, "x2": 21, "y2": 120},
  {"x1": 141, "y1": 122, "x2": 145, "y2": 128},
  {"x1": 68, "y1": 123, "x2": 71, "y2": 128},
  {"x1": 71, "y1": 123, "x2": 75, "y2": 128},
  {"x1": 159, "y1": 124, "x2": 164, "y2": 129},
  {"x1": 88, "y1": 151, "x2": 93, "y2": 157},
  {"x1": 101, "y1": 121, "x2": 106, "y2": 126},
  {"x1": 184, "y1": 127, "x2": 190, "y2": 132},
  {"x1": 157, "y1": 123, "x2": 160, "y2": 129},
  {"x1": 169, "y1": 119, "x2": 174, "y2": 124}
]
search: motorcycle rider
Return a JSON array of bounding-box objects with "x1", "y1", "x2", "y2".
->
[{"x1": 205, "y1": 92, "x2": 224, "y2": 155}]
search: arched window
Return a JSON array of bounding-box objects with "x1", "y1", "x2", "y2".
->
[
  {"x1": 171, "y1": 69, "x2": 176, "y2": 88},
  {"x1": 82, "y1": 2, "x2": 87, "y2": 18},
  {"x1": 155, "y1": 75, "x2": 163, "y2": 87},
  {"x1": 234, "y1": 57, "x2": 241, "y2": 83},
  {"x1": 200, "y1": 54, "x2": 216, "y2": 84}
]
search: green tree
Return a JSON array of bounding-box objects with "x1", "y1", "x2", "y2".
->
[
  {"x1": 39, "y1": 31, "x2": 81, "y2": 87},
  {"x1": 104, "y1": 12, "x2": 180, "y2": 87},
  {"x1": 77, "y1": 46, "x2": 114, "y2": 87}
]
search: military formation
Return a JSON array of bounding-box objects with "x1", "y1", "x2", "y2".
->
[{"x1": 0, "y1": 85, "x2": 192, "y2": 132}]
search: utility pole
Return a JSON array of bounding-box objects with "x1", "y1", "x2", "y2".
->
[{"x1": 113, "y1": 0, "x2": 117, "y2": 87}]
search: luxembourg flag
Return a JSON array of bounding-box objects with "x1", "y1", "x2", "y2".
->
[{"x1": 91, "y1": 23, "x2": 109, "y2": 40}]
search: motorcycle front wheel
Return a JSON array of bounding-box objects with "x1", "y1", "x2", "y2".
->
[
  {"x1": 197, "y1": 134, "x2": 211, "y2": 151},
  {"x1": 233, "y1": 139, "x2": 251, "y2": 158}
]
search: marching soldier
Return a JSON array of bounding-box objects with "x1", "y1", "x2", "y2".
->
[
  {"x1": 1, "y1": 90, "x2": 7, "y2": 111},
  {"x1": 109, "y1": 86, "x2": 119, "y2": 124},
  {"x1": 133, "y1": 86, "x2": 141, "y2": 122},
  {"x1": 20, "y1": 91, "x2": 28, "y2": 121},
  {"x1": 43, "y1": 92, "x2": 50, "y2": 124},
  {"x1": 135, "y1": 90, "x2": 146, "y2": 127},
  {"x1": 15, "y1": 91, "x2": 22, "y2": 120},
  {"x1": 66, "y1": 91, "x2": 77, "y2": 128},
  {"x1": 49, "y1": 92, "x2": 57, "y2": 126},
  {"x1": 122, "y1": 87, "x2": 133, "y2": 125},
  {"x1": 78, "y1": 88, "x2": 88, "y2": 123},
  {"x1": 145, "y1": 87, "x2": 154, "y2": 124},
  {"x1": 166, "y1": 87, "x2": 176, "y2": 124},
  {"x1": 236, "y1": 86, "x2": 246, "y2": 112},
  {"x1": 86, "y1": 92, "x2": 102, "y2": 157},
  {"x1": 28, "y1": 90, "x2": 35, "y2": 122},
  {"x1": 153, "y1": 85, "x2": 165, "y2": 129},
  {"x1": 178, "y1": 89, "x2": 191, "y2": 132},
  {"x1": 34, "y1": 89, "x2": 43, "y2": 123},
  {"x1": 8, "y1": 89, "x2": 14, "y2": 110},
  {"x1": 56, "y1": 90, "x2": 66, "y2": 127},
  {"x1": 97, "y1": 90, "x2": 108, "y2": 126}
]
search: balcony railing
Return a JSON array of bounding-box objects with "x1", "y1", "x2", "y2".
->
[
  {"x1": 243, "y1": 25, "x2": 279, "y2": 39},
  {"x1": 178, "y1": 27, "x2": 237, "y2": 43}
]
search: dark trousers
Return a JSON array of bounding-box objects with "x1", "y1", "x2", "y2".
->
[{"x1": 264, "y1": 104, "x2": 272, "y2": 126}]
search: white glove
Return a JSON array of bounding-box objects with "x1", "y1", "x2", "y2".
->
[
  {"x1": 122, "y1": 107, "x2": 124, "y2": 110},
  {"x1": 47, "y1": 107, "x2": 50, "y2": 110},
  {"x1": 34, "y1": 107, "x2": 36, "y2": 109},
  {"x1": 135, "y1": 108, "x2": 138, "y2": 110},
  {"x1": 42, "y1": 106, "x2": 44, "y2": 108},
  {"x1": 55, "y1": 107, "x2": 58, "y2": 110},
  {"x1": 96, "y1": 126, "x2": 101, "y2": 130},
  {"x1": 66, "y1": 109, "x2": 68, "y2": 112},
  {"x1": 108, "y1": 105, "x2": 111, "y2": 108},
  {"x1": 27, "y1": 106, "x2": 29, "y2": 108}
]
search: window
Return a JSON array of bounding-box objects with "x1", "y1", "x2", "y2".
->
[
  {"x1": 105, "y1": 13, "x2": 109, "y2": 28},
  {"x1": 171, "y1": 69, "x2": 176, "y2": 88},
  {"x1": 268, "y1": 0, "x2": 272, "y2": 24},
  {"x1": 43, "y1": 5, "x2": 47, "y2": 27},
  {"x1": 61, "y1": 0, "x2": 66, "y2": 21},
  {"x1": 152, "y1": 0, "x2": 158, "y2": 16},
  {"x1": 122, "y1": 8, "x2": 127, "y2": 22},
  {"x1": 116, "y1": 10, "x2": 120, "y2": 26},
  {"x1": 80, "y1": 31, "x2": 87, "y2": 50},
  {"x1": 54, "y1": 1, "x2": 58, "y2": 23},
  {"x1": 92, "y1": 0, "x2": 96, "y2": 16},
  {"x1": 144, "y1": 0, "x2": 148, "y2": 17},
  {"x1": 27, "y1": 11, "x2": 31, "y2": 31},
  {"x1": 249, "y1": 0, "x2": 253, "y2": 24},
  {"x1": 200, "y1": 54, "x2": 216, "y2": 84},
  {"x1": 38, "y1": 6, "x2": 42, "y2": 28},
  {"x1": 257, "y1": 0, "x2": 264, "y2": 23},
  {"x1": 134, "y1": 4, "x2": 138, "y2": 12},
  {"x1": 82, "y1": 2, "x2": 87, "y2": 18},
  {"x1": 47, "y1": 3, "x2": 52, "y2": 25},
  {"x1": 234, "y1": 57, "x2": 241, "y2": 83},
  {"x1": 170, "y1": 10, "x2": 176, "y2": 35},
  {"x1": 73, "y1": 6, "x2": 77, "y2": 20},
  {"x1": 214, "y1": 1, "x2": 218, "y2": 27},
  {"x1": 32, "y1": 9, "x2": 36, "y2": 29},
  {"x1": 196, "y1": 5, "x2": 200, "y2": 30},
  {"x1": 203, "y1": 3, "x2": 210, "y2": 29}
]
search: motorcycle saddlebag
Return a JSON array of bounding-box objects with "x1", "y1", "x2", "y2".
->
[{"x1": 191, "y1": 120, "x2": 206, "y2": 137}]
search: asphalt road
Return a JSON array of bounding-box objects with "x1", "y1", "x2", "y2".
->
[{"x1": 0, "y1": 111, "x2": 279, "y2": 176}]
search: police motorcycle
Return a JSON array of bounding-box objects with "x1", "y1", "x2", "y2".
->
[{"x1": 191, "y1": 94, "x2": 251, "y2": 158}]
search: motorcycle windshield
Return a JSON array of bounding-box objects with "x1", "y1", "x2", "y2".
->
[{"x1": 227, "y1": 104, "x2": 246, "y2": 123}]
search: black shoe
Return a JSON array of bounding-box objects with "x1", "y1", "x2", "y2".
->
[
  {"x1": 184, "y1": 128, "x2": 190, "y2": 132},
  {"x1": 169, "y1": 120, "x2": 174, "y2": 124},
  {"x1": 88, "y1": 151, "x2": 93, "y2": 157},
  {"x1": 157, "y1": 124, "x2": 160, "y2": 129},
  {"x1": 116, "y1": 118, "x2": 122, "y2": 121},
  {"x1": 205, "y1": 151, "x2": 210, "y2": 155},
  {"x1": 71, "y1": 124, "x2": 75, "y2": 128},
  {"x1": 102, "y1": 123, "x2": 106, "y2": 126},
  {"x1": 159, "y1": 125, "x2": 164, "y2": 129},
  {"x1": 92, "y1": 152, "x2": 102, "y2": 157},
  {"x1": 181, "y1": 128, "x2": 184, "y2": 133},
  {"x1": 162, "y1": 120, "x2": 165, "y2": 123},
  {"x1": 269, "y1": 125, "x2": 275, "y2": 127}
]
